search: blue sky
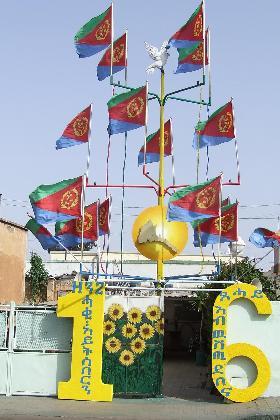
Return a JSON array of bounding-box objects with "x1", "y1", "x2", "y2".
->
[{"x1": 1, "y1": 1, "x2": 279, "y2": 269}]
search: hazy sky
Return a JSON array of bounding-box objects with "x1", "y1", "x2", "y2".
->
[{"x1": 1, "y1": 1, "x2": 279, "y2": 269}]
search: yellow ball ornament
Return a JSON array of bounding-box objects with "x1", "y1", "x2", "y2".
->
[{"x1": 132, "y1": 205, "x2": 188, "y2": 261}]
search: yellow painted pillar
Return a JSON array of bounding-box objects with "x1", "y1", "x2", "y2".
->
[
  {"x1": 157, "y1": 69, "x2": 165, "y2": 282},
  {"x1": 57, "y1": 280, "x2": 113, "y2": 401}
]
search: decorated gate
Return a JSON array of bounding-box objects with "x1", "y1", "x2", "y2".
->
[{"x1": 0, "y1": 293, "x2": 163, "y2": 397}]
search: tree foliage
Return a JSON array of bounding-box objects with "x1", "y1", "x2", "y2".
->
[
  {"x1": 194, "y1": 257, "x2": 278, "y2": 356},
  {"x1": 25, "y1": 253, "x2": 49, "y2": 302}
]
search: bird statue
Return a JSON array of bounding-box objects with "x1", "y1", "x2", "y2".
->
[{"x1": 144, "y1": 40, "x2": 170, "y2": 74}]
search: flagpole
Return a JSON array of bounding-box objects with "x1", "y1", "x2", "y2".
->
[
  {"x1": 120, "y1": 30, "x2": 128, "y2": 274},
  {"x1": 217, "y1": 173, "x2": 223, "y2": 274},
  {"x1": 80, "y1": 173, "x2": 87, "y2": 271},
  {"x1": 86, "y1": 103, "x2": 93, "y2": 179},
  {"x1": 110, "y1": 2, "x2": 114, "y2": 84},
  {"x1": 232, "y1": 98, "x2": 240, "y2": 184},
  {"x1": 170, "y1": 118, "x2": 176, "y2": 190},
  {"x1": 208, "y1": 27, "x2": 212, "y2": 105},
  {"x1": 202, "y1": 0, "x2": 206, "y2": 80},
  {"x1": 157, "y1": 69, "x2": 165, "y2": 282}
]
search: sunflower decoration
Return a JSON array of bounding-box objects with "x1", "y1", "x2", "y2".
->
[
  {"x1": 103, "y1": 320, "x2": 116, "y2": 336},
  {"x1": 127, "y1": 307, "x2": 142, "y2": 324},
  {"x1": 122, "y1": 323, "x2": 137, "y2": 339},
  {"x1": 105, "y1": 336, "x2": 121, "y2": 354},
  {"x1": 146, "y1": 305, "x2": 161, "y2": 322},
  {"x1": 130, "y1": 337, "x2": 146, "y2": 354},
  {"x1": 119, "y1": 349, "x2": 135, "y2": 366},
  {"x1": 139, "y1": 323, "x2": 155, "y2": 341},
  {"x1": 108, "y1": 303, "x2": 124, "y2": 321},
  {"x1": 155, "y1": 318, "x2": 164, "y2": 335}
]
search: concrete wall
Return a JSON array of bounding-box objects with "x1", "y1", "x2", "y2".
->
[{"x1": 0, "y1": 220, "x2": 27, "y2": 304}]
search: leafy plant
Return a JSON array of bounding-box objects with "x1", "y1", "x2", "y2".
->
[{"x1": 25, "y1": 253, "x2": 49, "y2": 303}]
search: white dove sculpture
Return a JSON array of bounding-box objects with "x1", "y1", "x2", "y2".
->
[{"x1": 144, "y1": 40, "x2": 170, "y2": 74}]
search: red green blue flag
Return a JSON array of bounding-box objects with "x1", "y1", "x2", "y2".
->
[
  {"x1": 249, "y1": 228, "x2": 280, "y2": 249},
  {"x1": 169, "y1": 2, "x2": 204, "y2": 49},
  {"x1": 25, "y1": 218, "x2": 58, "y2": 250},
  {"x1": 193, "y1": 101, "x2": 235, "y2": 149},
  {"x1": 138, "y1": 119, "x2": 172, "y2": 165},
  {"x1": 97, "y1": 33, "x2": 127, "y2": 81},
  {"x1": 99, "y1": 198, "x2": 110, "y2": 235},
  {"x1": 56, "y1": 106, "x2": 91, "y2": 150},
  {"x1": 167, "y1": 175, "x2": 221, "y2": 222},
  {"x1": 175, "y1": 31, "x2": 208, "y2": 74},
  {"x1": 193, "y1": 203, "x2": 238, "y2": 247},
  {"x1": 107, "y1": 85, "x2": 147, "y2": 135},
  {"x1": 29, "y1": 176, "x2": 83, "y2": 224},
  {"x1": 55, "y1": 202, "x2": 98, "y2": 248},
  {"x1": 74, "y1": 6, "x2": 112, "y2": 58}
]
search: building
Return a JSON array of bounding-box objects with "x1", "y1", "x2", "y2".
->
[{"x1": 0, "y1": 218, "x2": 27, "y2": 303}]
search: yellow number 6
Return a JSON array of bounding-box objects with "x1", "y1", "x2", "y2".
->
[{"x1": 212, "y1": 283, "x2": 272, "y2": 402}]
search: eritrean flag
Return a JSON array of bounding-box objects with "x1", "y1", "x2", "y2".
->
[
  {"x1": 193, "y1": 203, "x2": 238, "y2": 247},
  {"x1": 99, "y1": 198, "x2": 110, "y2": 235},
  {"x1": 56, "y1": 106, "x2": 92, "y2": 150},
  {"x1": 25, "y1": 218, "x2": 58, "y2": 251},
  {"x1": 249, "y1": 228, "x2": 280, "y2": 249},
  {"x1": 175, "y1": 31, "x2": 208, "y2": 74},
  {"x1": 55, "y1": 202, "x2": 98, "y2": 248},
  {"x1": 97, "y1": 33, "x2": 127, "y2": 81},
  {"x1": 30, "y1": 176, "x2": 83, "y2": 224},
  {"x1": 193, "y1": 101, "x2": 235, "y2": 149},
  {"x1": 138, "y1": 119, "x2": 172, "y2": 165},
  {"x1": 169, "y1": 2, "x2": 203, "y2": 49},
  {"x1": 167, "y1": 175, "x2": 221, "y2": 222},
  {"x1": 75, "y1": 6, "x2": 112, "y2": 58},
  {"x1": 107, "y1": 85, "x2": 147, "y2": 135}
]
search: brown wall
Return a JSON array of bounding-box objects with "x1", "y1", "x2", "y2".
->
[{"x1": 0, "y1": 221, "x2": 27, "y2": 304}]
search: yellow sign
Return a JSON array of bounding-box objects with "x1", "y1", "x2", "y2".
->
[
  {"x1": 212, "y1": 283, "x2": 272, "y2": 402},
  {"x1": 57, "y1": 280, "x2": 113, "y2": 401}
]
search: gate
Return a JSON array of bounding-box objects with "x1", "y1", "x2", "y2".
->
[{"x1": 0, "y1": 292, "x2": 164, "y2": 397}]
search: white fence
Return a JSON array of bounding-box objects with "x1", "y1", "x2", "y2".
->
[{"x1": 0, "y1": 303, "x2": 72, "y2": 396}]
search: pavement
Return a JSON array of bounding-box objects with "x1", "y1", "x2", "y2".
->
[{"x1": 0, "y1": 395, "x2": 280, "y2": 420}]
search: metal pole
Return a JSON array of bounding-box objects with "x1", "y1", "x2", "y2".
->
[{"x1": 157, "y1": 69, "x2": 165, "y2": 282}]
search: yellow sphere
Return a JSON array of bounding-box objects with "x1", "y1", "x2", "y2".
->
[{"x1": 132, "y1": 205, "x2": 188, "y2": 261}]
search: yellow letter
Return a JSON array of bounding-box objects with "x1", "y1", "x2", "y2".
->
[
  {"x1": 57, "y1": 280, "x2": 113, "y2": 401},
  {"x1": 212, "y1": 283, "x2": 272, "y2": 402}
]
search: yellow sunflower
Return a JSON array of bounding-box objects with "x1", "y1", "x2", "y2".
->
[
  {"x1": 156, "y1": 318, "x2": 164, "y2": 335},
  {"x1": 105, "y1": 337, "x2": 121, "y2": 353},
  {"x1": 146, "y1": 305, "x2": 161, "y2": 322},
  {"x1": 119, "y1": 349, "x2": 135, "y2": 366},
  {"x1": 127, "y1": 307, "x2": 142, "y2": 324},
  {"x1": 108, "y1": 303, "x2": 124, "y2": 321},
  {"x1": 139, "y1": 323, "x2": 155, "y2": 340},
  {"x1": 130, "y1": 337, "x2": 146, "y2": 354},
  {"x1": 122, "y1": 323, "x2": 137, "y2": 339},
  {"x1": 103, "y1": 320, "x2": 116, "y2": 336}
]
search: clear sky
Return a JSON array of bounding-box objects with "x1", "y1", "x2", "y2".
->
[{"x1": 1, "y1": 1, "x2": 279, "y2": 270}]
